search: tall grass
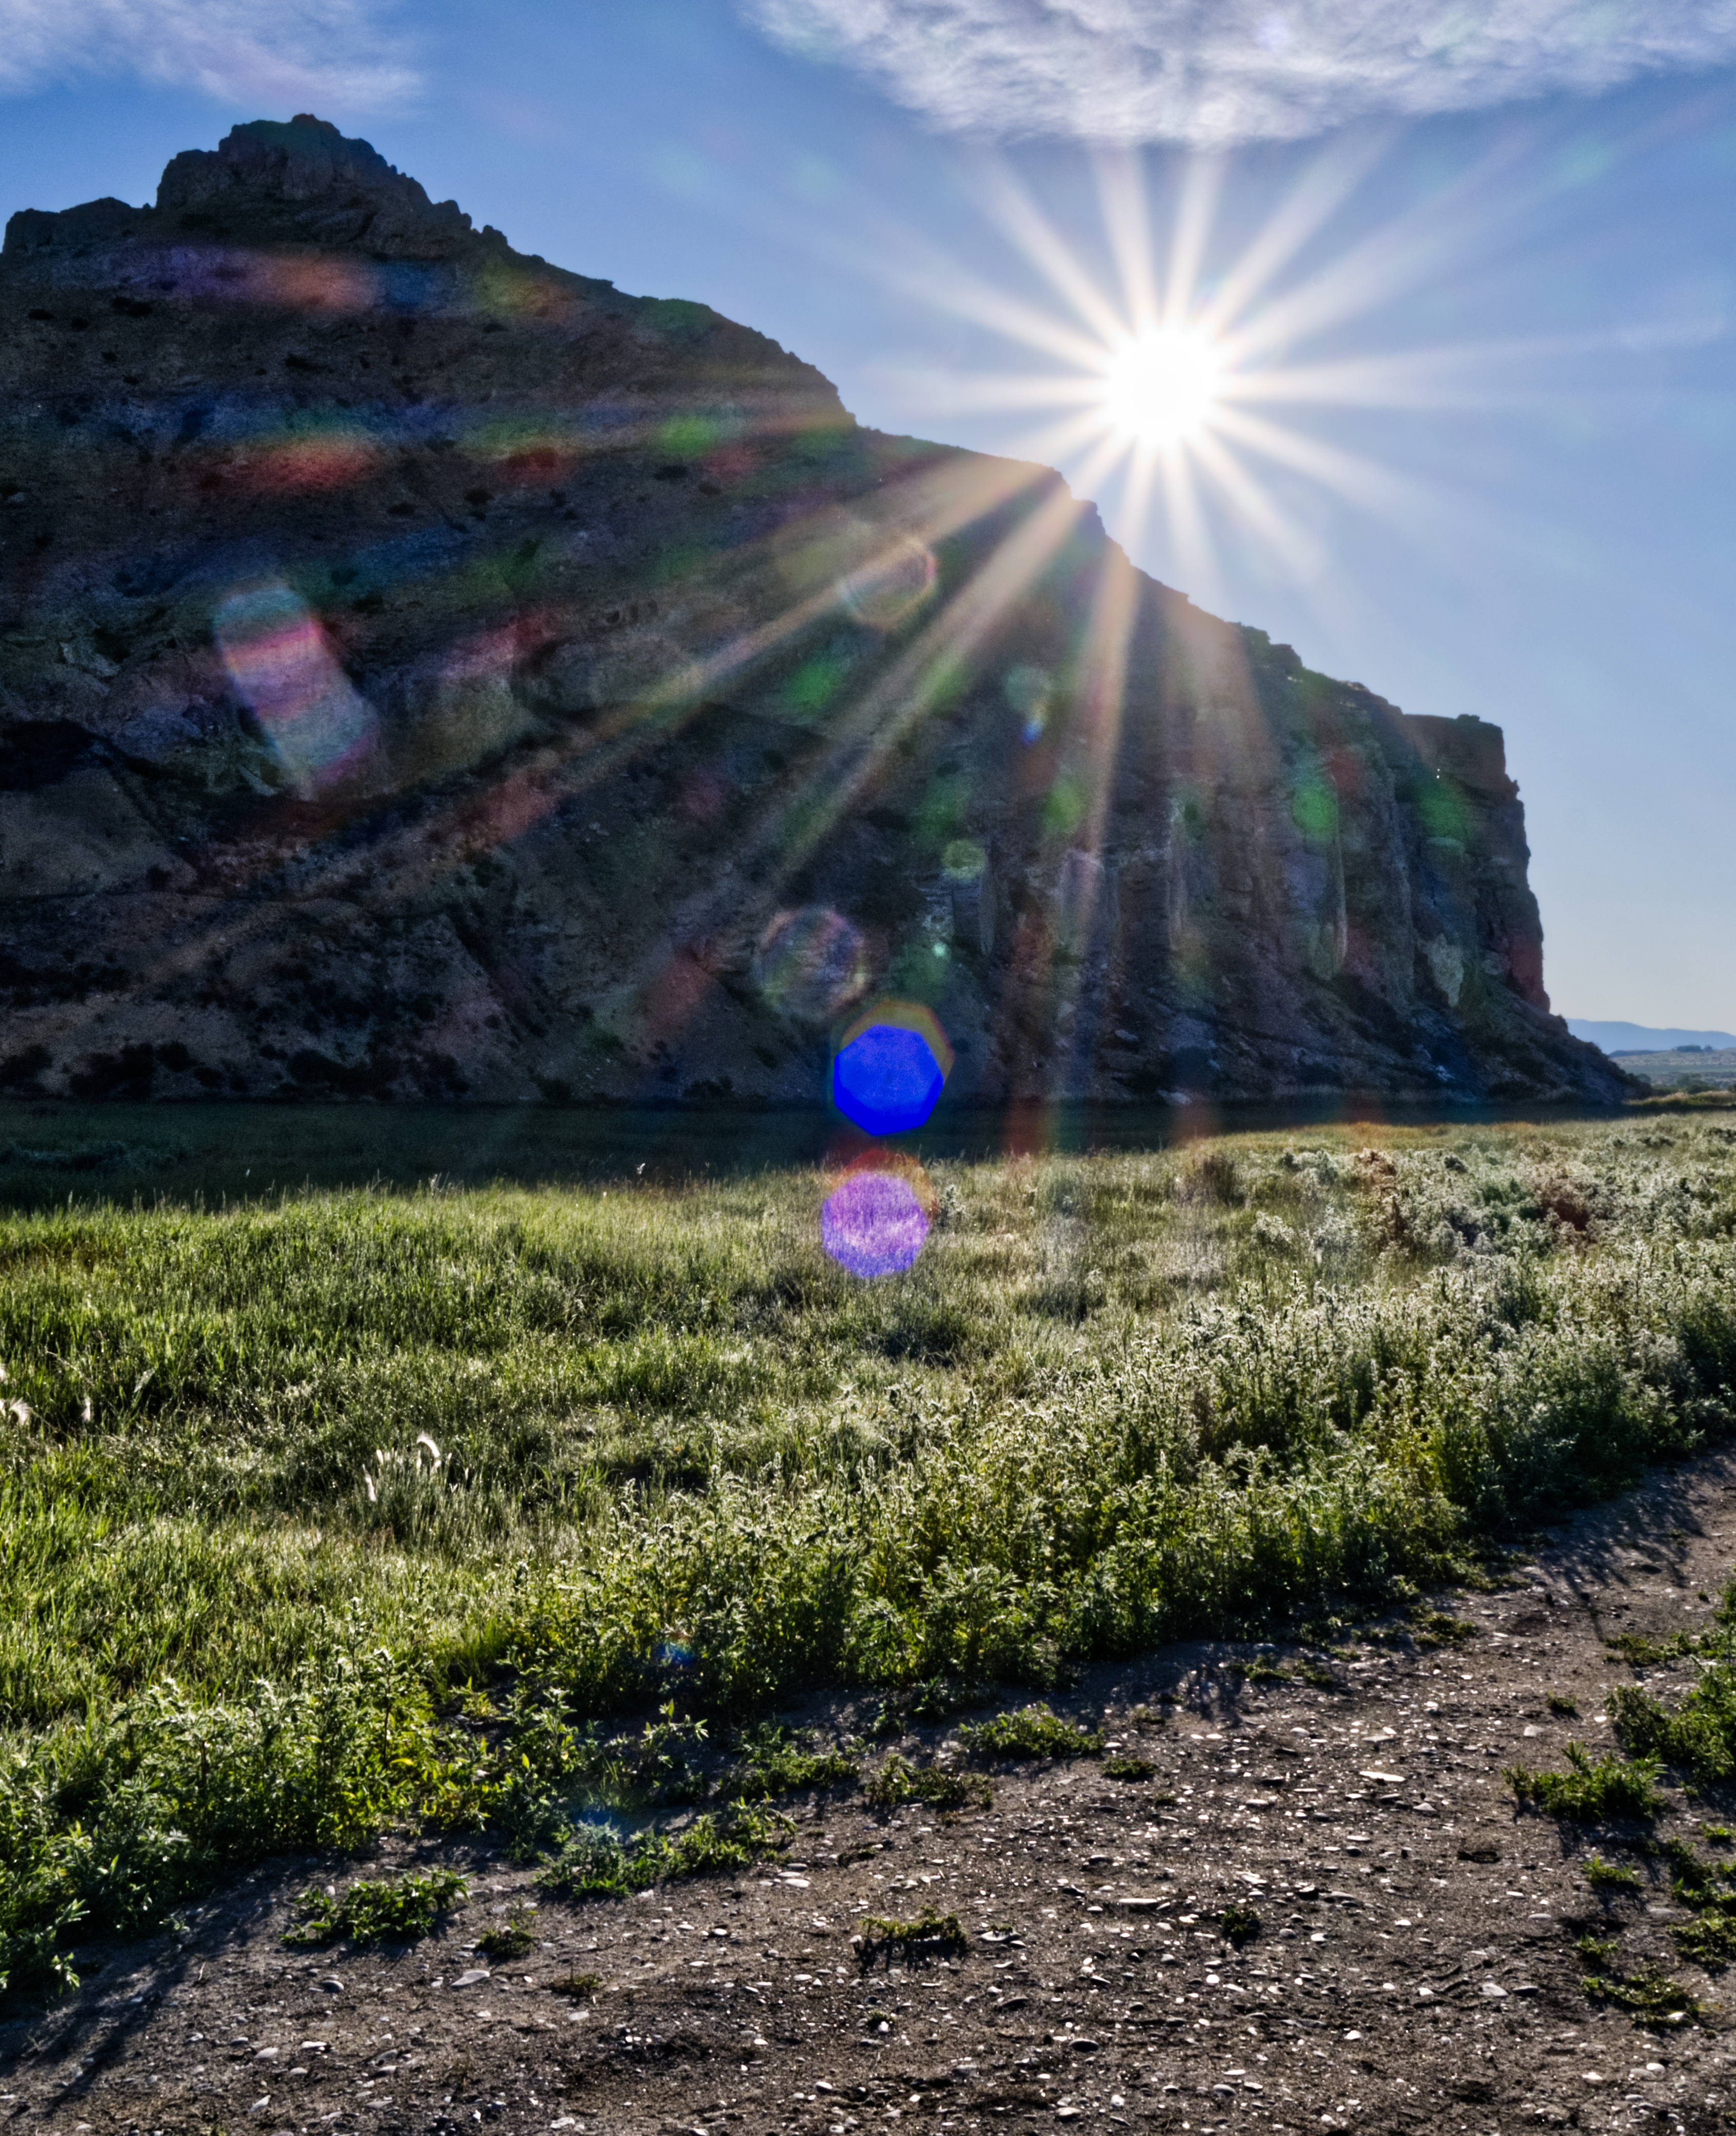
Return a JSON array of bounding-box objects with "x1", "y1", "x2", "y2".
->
[{"x1": 4, "y1": 1114, "x2": 1736, "y2": 1994}]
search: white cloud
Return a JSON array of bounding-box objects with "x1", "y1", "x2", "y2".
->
[
  {"x1": 0, "y1": 0, "x2": 418, "y2": 111},
  {"x1": 742, "y1": 0, "x2": 1736, "y2": 144}
]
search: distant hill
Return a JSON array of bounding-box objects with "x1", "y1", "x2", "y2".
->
[{"x1": 1569, "y1": 1021, "x2": 1736, "y2": 1055}]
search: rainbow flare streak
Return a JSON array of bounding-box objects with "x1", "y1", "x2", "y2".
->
[{"x1": 216, "y1": 581, "x2": 379, "y2": 796}]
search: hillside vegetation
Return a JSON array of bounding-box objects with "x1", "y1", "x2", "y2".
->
[{"x1": 4, "y1": 1111, "x2": 1736, "y2": 1995}]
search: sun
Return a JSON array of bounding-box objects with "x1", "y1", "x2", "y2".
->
[{"x1": 1097, "y1": 326, "x2": 1225, "y2": 448}]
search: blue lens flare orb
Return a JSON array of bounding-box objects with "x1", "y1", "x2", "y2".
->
[
  {"x1": 821, "y1": 1156, "x2": 934, "y2": 1279},
  {"x1": 830, "y1": 1000, "x2": 955, "y2": 1136}
]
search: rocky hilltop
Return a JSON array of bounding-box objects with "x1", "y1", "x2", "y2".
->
[{"x1": 0, "y1": 118, "x2": 1627, "y2": 1108}]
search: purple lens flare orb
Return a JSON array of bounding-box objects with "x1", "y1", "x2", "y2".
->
[
  {"x1": 821, "y1": 1160, "x2": 933, "y2": 1279},
  {"x1": 830, "y1": 1000, "x2": 956, "y2": 1136}
]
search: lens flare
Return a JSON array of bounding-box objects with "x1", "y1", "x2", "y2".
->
[
  {"x1": 755, "y1": 906, "x2": 870, "y2": 1022},
  {"x1": 838, "y1": 532, "x2": 938, "y2": 631},
  {"x1": 235, "y1": 429, "x2": 384, "y2": 495},
  {"x1": 1004, "y1": 662, "x2": 1052, "y2": 743},
  {"x1": 1099, "y1": 328, "x2": 1225, "y2": 447},
  {"x1": 821, "y1": 1150, "x2": 934, "y2": 1279},
  {"x1": 831, "y1": 999, "x2": 955, "y2": 1135},
  {"x1": 215, "y1": 580, "x2": 378, "y2": 795}
]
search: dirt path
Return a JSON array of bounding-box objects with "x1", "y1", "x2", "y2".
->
[{"x1": 11, "y1": 1454, "x2": 1736, "y2": 2136}]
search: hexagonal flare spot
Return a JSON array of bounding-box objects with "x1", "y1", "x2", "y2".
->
[{"x1": 830, "y1": 1000, "x2": 955, "y2": 1136}]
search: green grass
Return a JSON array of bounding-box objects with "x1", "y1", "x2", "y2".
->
[
  {"x1": 1584, "y1": 1854, "x2": 1641, "y2": 1891},
  {"x1": 5, "y1": 1108, "x2": 1736, "y2": 1999}
]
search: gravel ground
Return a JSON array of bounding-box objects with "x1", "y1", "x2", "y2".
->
[{"x1": 10, "y1": 1452, "x2": 1736, "y2": 2136}]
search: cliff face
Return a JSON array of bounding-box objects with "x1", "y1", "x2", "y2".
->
[{"x1": 0, "y1": 118, "x2": 1626, "y2": 1109}]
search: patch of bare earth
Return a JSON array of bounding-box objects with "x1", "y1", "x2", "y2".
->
[{"x1": 11, "y1": 1457, "x2": 1736, "y2": 2135}]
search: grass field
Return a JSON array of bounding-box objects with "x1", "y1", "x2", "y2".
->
[{"x1": 3, "y1": 1101, "x2": 1736, "y2": 1999}]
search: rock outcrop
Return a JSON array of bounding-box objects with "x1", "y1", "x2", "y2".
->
[{"x1": 0, "y1": 118, "x2": 1627, "y2": 1108}]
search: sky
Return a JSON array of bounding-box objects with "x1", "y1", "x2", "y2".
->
[{"x1": 1, "y1": 0, "x2": 1732, "y2": 1029}]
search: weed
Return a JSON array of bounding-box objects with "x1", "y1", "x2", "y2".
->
[
  {"x1": 1612, "y1": 1651, "x2": 1736, "y2": 1784},
  {"x1": 1607, "y1": 1632, "x2": 1696, "y2": 1667},
  {"x1": 537, "y1": 1805, "x2": 789, "y2": 1900},
  {"x1": 855, "y1": 1908, "x2": 968, "y2": 1970},
  {"x1": 1575, "y1": 1933, "x2": 1621, "y2": 1968},
  {"x1": 959, "y1": 1705, "x2": 1104, "y2": 1763},
  {"x1": 1411, "y1": 1610, "x2": 1476, "y2": 1649},
  {"x1": 1102, "y1": 1756, "x2": 1156, "y2": 1781},
  {"x1": 864, "y1": 1681, "x2": 985, "y2": 1741},
  {"x1": 1583, "y1": 1856, "x2": 1640, "y2": 1891},
  {"x1": 1245, "y1": 1660, "x2": 1295, "y2": 1686},
  {"x1": 1581, "y1": 1964, "x2": 1705, "y2": 2028},
  {"x1": 1151, "y1": 1791, "x2": 1179, "y2": 1807},
  {"x1": 546, "y1": 1970, "x2": 600, "y2": 2000},
  {"x1": 727, "y1": 1724, "x2": 858, "y2": 1799},
  {"x1": 863, "y1": 1755, "x2": 990, "y2": 1812},
  {"x1": 1674, "y1": 1908, "x2": 1736, "y2": 1970},
  {"x1": 537, "y1": 1824, "x2": 637, "y2": 1899},
  {"x1": 1507, "y1": 1743, "x2": 1664, "y2": 1823},
  {"x1": 1661, "y1": 1838, "x2": 1722, "y2": 1897},
  {"x1": 1705, "y1": 1825, "x2": 1735, "y2": 1847},
  {"x1": 285, "y1": 1869, "x2": 467, "y2": 1949},
  {"x1": 1548, "y1": 1693, "x2": 1580, "y2": 1718},
  {"x1": 475, "y1": 1906, "x2": 538, "y2": 1962},
  {"x1": 1220, "y1": 1902, "x2": 1261, "y2": 1944},
  {"x1": 1642, "y1": 1840, "x2": 1736, "y2": 1969}
]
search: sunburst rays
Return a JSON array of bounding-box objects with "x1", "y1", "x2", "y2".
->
[{"x1": 861, "y1": 128, "x2": 1618, "y2": 627}]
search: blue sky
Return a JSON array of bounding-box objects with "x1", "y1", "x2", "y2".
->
[{"x1": 2, "y1": 0, "x2": 1733, "y2": 1029}]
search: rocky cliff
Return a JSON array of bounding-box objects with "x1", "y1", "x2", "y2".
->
[{"x1": 0, "y1": 118, "x2": 1627, "y2": 1109}]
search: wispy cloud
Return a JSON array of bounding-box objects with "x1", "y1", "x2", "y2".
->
[
  {"x1": 742, "y1": 0, "x2": 1736, "y2": 145},
  {"x1": 0, "y1": 0, "x2": 419, "y2": 111}
]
